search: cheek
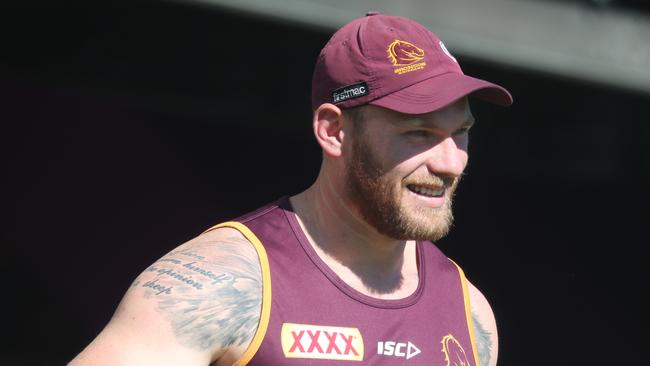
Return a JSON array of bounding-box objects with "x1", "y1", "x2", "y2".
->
[{"x1": 387, "y1": 161, "x2": 424, "y2": 186}]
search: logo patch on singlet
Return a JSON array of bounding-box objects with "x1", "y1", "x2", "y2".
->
[
  {"x1": 281, "y1": 323, "x2": 364, "y2": 361},
  {"x1": 441, "y1": 334, "x2": 472, "y2": 366},
  {"x1": 377, "y1": 340, "x2": 421, "y2": 360}
]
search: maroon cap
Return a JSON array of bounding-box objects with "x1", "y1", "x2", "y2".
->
[{"x1": 311, "y1": 12, "x2": 513, "y2": 113}]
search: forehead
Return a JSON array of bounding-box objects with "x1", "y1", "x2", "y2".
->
[{"x1": 362, "y1": 98, "x2": 474, "y2": 128}]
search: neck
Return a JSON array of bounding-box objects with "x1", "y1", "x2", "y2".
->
[{"x1": 290, "y1": 170, "x2": 419, "y2": 299}]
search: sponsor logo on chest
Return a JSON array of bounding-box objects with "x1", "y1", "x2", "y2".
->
[
  {"x1": 280, "y1": 324, "x2": 472, "y2": 364},
  {"x1": 281, "y1": 323, "x2": 364, "y2": 361},
  {"x1": 377, "y1": 340, "x2": 421, "y2": 360}
]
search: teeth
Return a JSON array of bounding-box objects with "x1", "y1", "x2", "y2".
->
[{"x1": 410, "y1": 185, "x2": 444, "y2": 197}]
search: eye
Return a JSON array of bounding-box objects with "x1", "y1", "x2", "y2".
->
[
  {"x1": 405, "y1": 130, "x2": 431, "y2": 138},
  {"x1": 453, "y1": 125, "x2": 472, "y2": 136}
]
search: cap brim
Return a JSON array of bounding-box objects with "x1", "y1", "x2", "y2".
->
[{"x1": 369, "y1": 72, "x2": 513, "y2": 114}]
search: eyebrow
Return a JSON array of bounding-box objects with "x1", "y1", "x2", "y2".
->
[
  {"x1": 399, "y1": 115, "x2": 476, "y2": 128},
  {"x1": 464, "y1": 116, "x2": 476, "y2": 127}
]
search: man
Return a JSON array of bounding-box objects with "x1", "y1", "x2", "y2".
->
[{"x1": 70, "y1": 11, "x2": 511, "y2": 366}]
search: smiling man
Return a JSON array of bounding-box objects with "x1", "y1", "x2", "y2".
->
[
  {"x1": 70, "y1": 12, "x2": 511, "y2": 366},
  {"x1": 343, "y1": 102, "x2": 472, "y2": 242}
]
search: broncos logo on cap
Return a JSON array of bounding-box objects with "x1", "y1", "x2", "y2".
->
[
  {"x1": 441, "y1": 334, "x2": 473, "y2": 366},
  {"x1": 387, "y1": 40, "x2": 425, "y2": 66}
]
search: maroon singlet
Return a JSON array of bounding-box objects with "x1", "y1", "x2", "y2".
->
[{"x1": 210, "y1": 197, "x2": 481, "y2": 365}]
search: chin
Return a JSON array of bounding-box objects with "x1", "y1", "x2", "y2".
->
[{"x1": 374, "y1": 207, "x2": 454, "y2": 242}]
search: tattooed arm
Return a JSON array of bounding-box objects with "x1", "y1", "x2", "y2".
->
[
  {"x1": 69, "y1": 227, "x2": 263, "y2": 366},
  {"x1": 468, "y1": 282, "x2": 499, "y2": 366}
]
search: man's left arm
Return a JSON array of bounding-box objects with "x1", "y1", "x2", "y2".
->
[{"x1": 468, "y1": 282, "x2": 499, "y2": 366}]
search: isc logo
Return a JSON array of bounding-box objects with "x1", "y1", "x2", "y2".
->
[
  {"x1": 377, "y1": 341, "x2": 421, "y2": 360},
  {"x1": 281, "y1": 323, "x2": 364, "y2": 361}
]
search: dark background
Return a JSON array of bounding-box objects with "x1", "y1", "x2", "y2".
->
[{"x1": 2, "y1": 0, "x2": 648, "y2": 365}]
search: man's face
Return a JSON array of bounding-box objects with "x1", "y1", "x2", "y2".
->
[{"x1": 344, "y1": 98, "x2": 473, "y2": 242}]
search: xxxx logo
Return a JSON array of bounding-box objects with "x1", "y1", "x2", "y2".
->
[{"x1": 281, "y1": 323, "x2": 364, "y2": 361}]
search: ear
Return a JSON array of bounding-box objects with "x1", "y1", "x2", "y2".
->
[{"x1": 313, "y1": 103, "x2": 345, "y2": 157}]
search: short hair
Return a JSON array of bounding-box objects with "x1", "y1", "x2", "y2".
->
[{"x1": 341, "y1": 105, "x2": 367, "y2": 134}]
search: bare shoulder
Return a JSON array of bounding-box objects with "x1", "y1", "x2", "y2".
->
[
  {"x1": 467, "y1": 281, "x2": 499, "y2": 366},
  {"x1": 70, "y1": 227, "x2": 263, "y2": 366}
]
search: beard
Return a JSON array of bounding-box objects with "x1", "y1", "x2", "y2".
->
[{"x1": 345, "y1": 129, "x2": 459, "y2": 242}]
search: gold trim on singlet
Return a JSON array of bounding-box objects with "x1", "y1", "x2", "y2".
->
[
  {"x1": 204, "y1": 221, "x2": 272, "y2": 366},
  {"x1": 450, "y1": 260, "x2": 482, "y2": 366}
]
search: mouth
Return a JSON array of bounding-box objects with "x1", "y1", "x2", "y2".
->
[{"x1": 407, "y1": 184, "x2": 445, "y2": 198}]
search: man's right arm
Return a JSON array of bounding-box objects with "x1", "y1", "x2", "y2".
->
[{"x1": 69, "y1": 227, "x2": 263, "y2": 366}]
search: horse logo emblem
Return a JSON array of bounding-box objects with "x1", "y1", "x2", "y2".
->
[
  {"x1": 441, "y1": 334, "x2": 473, "y2": 366},
  {"x1": 387, "y1": 40, "x2": 427, "y2": 74},
  {"x1": 387, "y1": 39, "x2": 425, "y2": 66}
]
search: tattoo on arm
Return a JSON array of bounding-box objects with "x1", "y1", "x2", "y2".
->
[
  {"x1": 472, "y1": 311, "x2": 492, "y2": 366},
  {"x1": 135, "y1": 235, "x2": 262, "y2": 352}
]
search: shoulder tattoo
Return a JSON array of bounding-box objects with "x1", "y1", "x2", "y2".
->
[
  {"x1": 135, "y1": 234, "x2": 262, "y2": 351},
  {"x1": 472, "y1": 311, "x2": 492, "y2": 366}
]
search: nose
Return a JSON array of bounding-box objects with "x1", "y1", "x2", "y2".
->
[{"x1": 425, "y1": 136, "x2": 467, "y2": 178}]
